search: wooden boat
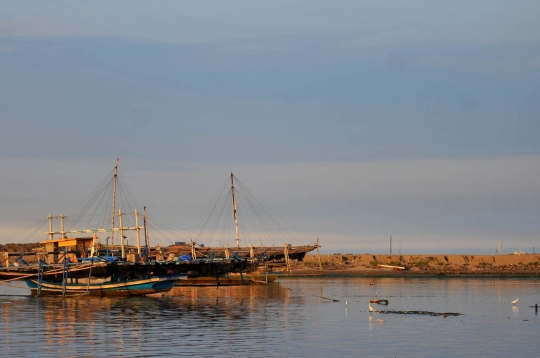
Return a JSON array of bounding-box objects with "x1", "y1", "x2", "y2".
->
[
  {"x1": 377, "y1": 264, "x2": 406, "y2": 271},
  {"x1": 25, "y1": 273, "x2": 187, "y2": 296},
  {"x1": 369, "y1": 299, "x2": 389, "y2": 305}
]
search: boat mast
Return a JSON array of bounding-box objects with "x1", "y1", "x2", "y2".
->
[
  {"x1": 231, "y1": 172, "x2": 240, "y2": 248},
  {"x1": 143, "y1": 206, "x2": 149, "y2": 259},
  {"x1": 119, "y1": 208, "x2": 125, "y2": 260},
  {"x1": 111, "y1": 160, "x2": 118, "y2": 245},
  {"x1": 135, "y1": 209, "x2": 141, "y2": 255}
]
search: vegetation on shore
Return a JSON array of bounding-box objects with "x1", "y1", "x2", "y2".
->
[{"x1": 290, "y1": 253, "x2": 540, "y2": 276}]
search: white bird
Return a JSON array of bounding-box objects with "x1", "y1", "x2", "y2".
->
[
  {"x1": 345, "y1": 300, "x2": 348, "y2": 306},
  {"x1": 512, "y1": 298, "x2": 519, "y2": 305},
  {"x1": 369, "y1": 302, "x2": 377, "y2": 313}
]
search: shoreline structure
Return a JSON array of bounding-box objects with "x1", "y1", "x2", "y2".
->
[
  {"x1": 3, "y1": 242, "x2": 540, "y2": 277},
  {"x1": 286, "y1": 253, "x2": 540, "y2": 276}
]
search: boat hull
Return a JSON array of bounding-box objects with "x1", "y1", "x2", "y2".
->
[{"x1": 25, "y1": 274, "x2": 187, "y2": 297}]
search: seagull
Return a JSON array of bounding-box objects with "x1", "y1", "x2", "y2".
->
[
  {"x1": 512, "y1": 298, "x2": 519, "y2": 305},
  {"x1": 369, "y1": 302, "x2": 378, "y2": 313}
]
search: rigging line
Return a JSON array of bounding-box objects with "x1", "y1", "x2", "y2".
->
[
  {"x1": 70, "y1": 169, "x2": 115, "y2": 226},
  {"x1": 145, "y1": 217, "x2": 198, "y2": 239},
  {"x1": 235, "y1": 187, "x2": 284, "y2": 244},
  {"x1": 188, "y1": 176, "x2": 230, "y2": 229},
  {"x1": 213, "y1": 189, "x2": 235, "y2": 246},
  {"x1": 194, "y1": 178, "x2": 231, "y2": 243},
  {"x1": 116, "y1": 177, "x2": 142, "y2": 211},
  {"x1": 238, "y1": 179, "x2": 304, "y2": 243},
  {"x1": 147, "y1": 219, "x2": 195, "y2": 241},
  {"x1": 233, "y1": 177, "x2": 304, "y2": 245},
  {"x1": 0, "y1": 217, "x2": 49, "y2": 240},
  {"x1": 19, "y1": 219, "x2": 51, "y2": 243}
]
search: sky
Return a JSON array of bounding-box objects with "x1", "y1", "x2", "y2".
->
[{"x1": 0, "y1": 1, "x2": 539, "y2": 254}]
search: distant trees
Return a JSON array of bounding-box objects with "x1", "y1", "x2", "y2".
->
[{"x1": 0, "y1": 243, "x2": 41, "y2": 253}]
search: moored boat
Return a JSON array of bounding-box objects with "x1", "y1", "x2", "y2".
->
[{"x1": 25, "y1": 273, "x2": 187, "y2": 296}]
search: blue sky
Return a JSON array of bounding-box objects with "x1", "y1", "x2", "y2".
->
[{"x1": 0, "y1": 1, "x2": 539, "y2": 254}]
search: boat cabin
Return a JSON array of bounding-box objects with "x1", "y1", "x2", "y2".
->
[{"x1": 40, "y1": 237, "x2": 94, "y2": 264}]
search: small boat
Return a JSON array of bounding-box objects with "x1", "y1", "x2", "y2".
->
[
  {"x1": 369, "y1": 299, "x2": 389, "y2": 305},
  {"x1": 377, "y1": 264, "x2": 406, "y2": 271},
  {"x1": 25, "y1": 274, "x2": 187, "y2": 297}
]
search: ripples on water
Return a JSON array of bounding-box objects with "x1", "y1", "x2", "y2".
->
[{"x1": 1, "y1": 277, "x2": 539, "y2": 357}]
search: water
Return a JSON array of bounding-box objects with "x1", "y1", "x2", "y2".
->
[{"x1": 1, "y1": 277, "x2": 539, "y2": 357}]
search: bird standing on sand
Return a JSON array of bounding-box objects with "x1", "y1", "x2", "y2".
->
[{"x1": 512, "y1": 298, "x2": 519, "y2": 305}]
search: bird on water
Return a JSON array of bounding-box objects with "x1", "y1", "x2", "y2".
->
[
  {"x1": 368, "y1": 302, "x2": 378, "y2": 313},
  {"x1": 511, "y1": 298, "x2": 519, "y2": 305}
]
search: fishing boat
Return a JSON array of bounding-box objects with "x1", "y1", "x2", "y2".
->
[
  {"x1": 3, "y1": 164, "x2": 312, "y2": 289},
  {"x1": 25, "y1": 273, "x2": 187, "y2": 296}
]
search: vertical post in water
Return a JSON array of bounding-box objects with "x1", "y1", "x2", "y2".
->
[
  {"x1": 284, "y1": 243, "x2": 291, "y2": 273},
  {"x1": 111, "y1": 161, "x2": 118, "y2": 245},
  {"x1": 37, "y1": 259, "x2": 43, "y2": 297},
  {"x1": 316, "y1": 238, "x2": 323, "y2": 271},
  {"x1": 231, "y1": 172, "x2": 240, "y2": 248},
  {"x1": 86, "y1": 256, "x2": 93, "y2": 295},
  {"x1": 62, "y1": 247, "x2": 68, "y2": 297}
]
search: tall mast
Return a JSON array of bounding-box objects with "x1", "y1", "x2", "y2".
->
[
  {"x1": 135, "y1": 209, "x2": 141, "y2": 255},
  {"x1": 143, "y1": 206, "x2": 149, "y2": 259},
  {"x1": 111, "y1": 160, "x2": 118, "y2": 245},
  {"x1": 231, "y1": 172, "x2": 240, "y2": 248}
]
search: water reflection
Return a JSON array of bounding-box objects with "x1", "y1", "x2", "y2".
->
[{"x1": 2, "y1": 277, "x2": 540, "y2": 357}]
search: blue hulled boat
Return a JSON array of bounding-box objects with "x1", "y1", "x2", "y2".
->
[{"x1": 25, "y1": 273, "x2": 187, "y2": 297}]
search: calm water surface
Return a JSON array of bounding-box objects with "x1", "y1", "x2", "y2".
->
[{"x1": 1, "y1": 277, "x2": 539, "y2": 357}]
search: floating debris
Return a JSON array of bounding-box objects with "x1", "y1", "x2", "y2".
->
[{"x1": 377, "y1": 310, "x2": 462, "y2": 316}]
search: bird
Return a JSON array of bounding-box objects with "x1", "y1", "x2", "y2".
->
[
  {"x1": 369, "y1": 302, "x2": 377, "y2": 313},
  {"x1": 512, "y1": 298, "x2": 519, "y2": 305},
  {"x1": 345, "y1": 300, "x2": 348, "y2": 306}
]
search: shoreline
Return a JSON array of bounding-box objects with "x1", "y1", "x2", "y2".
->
[
  {"x1": 282, "y1": 253, "x2": 540, "y2": 278},
  {"x1": 280, "y1": 269, "x2": 540, "y2": 278}
]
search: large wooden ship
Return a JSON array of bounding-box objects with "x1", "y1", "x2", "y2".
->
[{"x1": 1, "y1": 164, "x2": 320, "y2": 287}]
